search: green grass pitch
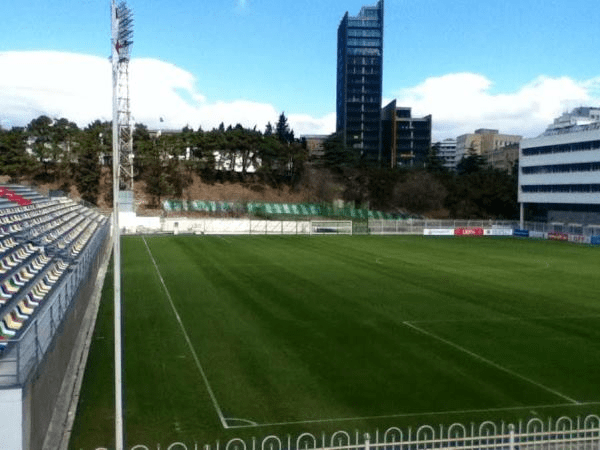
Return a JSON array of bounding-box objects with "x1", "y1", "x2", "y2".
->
[{"x1": 69, "y1": 235, "x2": 600, "y2": 449}]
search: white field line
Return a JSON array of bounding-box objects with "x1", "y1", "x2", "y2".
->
[
  {"x1": 226, "y1": 400, "x2": 600, "y2": 429},
  {"x1": 142, "y1": 237, "x2": 230, "y2": 429},
  {"x1": 403, "y1": 321, "x2": 579, "y2": 405},
  {"x1": 407, "y1": 314, "x2": 600, "y2": 324}
]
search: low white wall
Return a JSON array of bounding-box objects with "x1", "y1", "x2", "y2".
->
[
  {"x1": 165, "y1": 218, "x2": 310, "y2": 235},
  {"x1": 0, "y1": 388, "x2": 23, "y2": 450},
  {"x1": 118, "y1": 213, "x2": 312, "y2": 235},
  {"x1": 118, "y1": 212, "x2": 161, "y2": 233}
]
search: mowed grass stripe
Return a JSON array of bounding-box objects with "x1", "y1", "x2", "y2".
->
[
  {"x1": 122, "y1": 237, "x2": 224, "y2": 443},
  {"x1": 141, "y1": 236, "x2": 229, "y2": 429}
]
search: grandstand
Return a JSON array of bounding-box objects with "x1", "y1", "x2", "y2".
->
[
  {"x1": 163, "y1": 199, "x2": 414, "y2": 220},
  {"x1": 0, "y1": 184, "x2": 111, "y2": 450}
]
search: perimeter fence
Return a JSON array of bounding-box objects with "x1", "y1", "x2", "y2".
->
[
  {"x1": 127, "y1": 217, "x2": 600, "y2": 244},
  {"x1": 97, "y1": 415, "x2": 600, "y2": 450}
]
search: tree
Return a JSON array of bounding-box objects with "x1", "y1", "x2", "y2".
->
[
  {"x1": 0, "y1": 128, "x2": 38, "y2": 180},
  {"x1": 425, "y1": 145, "x2": 446, "y2": 174},
  {"x1": 75, "y1": 130, "x2": 101, "y2": 205},
  {"x1": 275, "y1": 112, "x2": 294, "y2": 144},
  {"x1": 457, "y1": 145, "x2": 486, "y2": 175},
  {"x1": 27, "y1": 115, "x2": 55, "y2": 177},
  {"x1": 139, "y1": 137, "x2": 172, "y2": 207},
  {"x1": 322, "y1": 132, "x2": 357, "y2": 169},
  {"x1": 393, "y1": 171, "x2": 447, "y2": 214},
  {"x1": 264, "y1": 122, "x2": 274, "y2": 136},
  {"x1": 53, "y1": 118, "x2": 79, "y2": 191}
]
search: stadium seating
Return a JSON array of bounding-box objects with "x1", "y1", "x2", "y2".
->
[
  {"x1": 0, "y1": 185, "x2": 109, "y2": 358},
  {"x1": 163, "y1": 199, "x2": 411, "y2": 221}
]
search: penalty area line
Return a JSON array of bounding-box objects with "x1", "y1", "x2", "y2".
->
[
  {"x1": 226, "y1": 400, "x2": 600, "y2": 429},
  {"x1": 402, "y1": 321, "x2": 579, "y2": 405},
  {"x1": 142, "y1": 237, "x2": 231, "y2": 429}
]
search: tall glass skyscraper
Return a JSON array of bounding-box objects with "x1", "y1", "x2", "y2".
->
[{"x1": 336, "y1": 0, "x2": 384, "y2": 164}]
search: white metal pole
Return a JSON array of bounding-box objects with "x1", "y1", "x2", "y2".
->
[
  {"x1": 520, "y1": 203, "x2": 524, "y2": 230},
  {"x1": 111, "y1": 1, "x2": 124, "y2": 449}
]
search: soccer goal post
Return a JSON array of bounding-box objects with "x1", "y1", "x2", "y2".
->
[{"x1": 310, "y1": 220, "x2": 353, "y2": 235}]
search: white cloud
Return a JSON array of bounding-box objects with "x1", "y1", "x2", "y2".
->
[
  {"x1": 4, "y1": 51, "x2": 598, "y2": 142},
  {"x1": 394, "y1": 72, "x2": 600, "y2": 140},
  {"x1": 0, "y1": 51, "x2": 111, "y2": 127},
  {"x1": 0, "y1": 50, "x2": 332, "y2": 135},
  {"x1": 288, "y1": 112, "x2": 335, "y2": 137}
]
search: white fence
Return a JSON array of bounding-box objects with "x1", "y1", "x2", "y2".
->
[
  {"x1": 110, "y1": 415, "x2": 600, "y2": 450},
  {"x1": 189, "y1": 219, "x2": 311, "y2": 235},
  {"x1": 368, "y1": 219, "x2": 600, "y2": 241},
  {"x1": 121, "y1": 216, "x2": 600, "y2": 244},
  {"x1": 125, "y1": 218, "x2": 313, "y2": 235}
]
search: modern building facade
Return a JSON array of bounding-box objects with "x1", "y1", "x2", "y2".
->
[
  {"x1": 336, "y1": 0, "x2": 384, "y2": 165},
  {"x1": 432, "y1": 138, "x2": 458, "y2": 171},
  {"x1": 519, "y1": 110, "x2": 600, "y2": 226},
  {"x1": 381, "y1": 101, "x2": 432, "y2": 168},
  {"x1": 456, "y1": 129, "x2": 522, "y2": 163}
]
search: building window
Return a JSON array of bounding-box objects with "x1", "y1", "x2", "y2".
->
[
  {"x1": 521, "y1": 184, "x2": 600, "y2": 193},
  {"x1": 522, "y1": 162, "x2": 600, "y2": 174},
  {"x1": 522, "y1": 140, "x2": 600, "y2": 156}
]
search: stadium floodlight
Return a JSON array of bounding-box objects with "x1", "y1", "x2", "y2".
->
[{"x1": 111, "y1": 1, "x2": 133, "y2": 449}]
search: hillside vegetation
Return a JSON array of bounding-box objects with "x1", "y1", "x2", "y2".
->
[{"x1": 1, "y1": 114, "x2": 519, "y2": 219}]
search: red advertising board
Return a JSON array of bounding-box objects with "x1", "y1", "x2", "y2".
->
[
  {"x1": 548, "y1": 232, "x2": 568, "y2": 241},
  {"x1": 454, "y1": 227, "x2": 484, "y2": 236}
]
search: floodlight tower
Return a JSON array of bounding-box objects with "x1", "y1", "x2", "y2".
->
[
  {"x1": 111, "y1": 2, "x2": 133, "y2": 449},
  {"x1": 112, "y1": 0, "x2": 134, "y2": 191}
]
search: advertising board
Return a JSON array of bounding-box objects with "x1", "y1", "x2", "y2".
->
[
  {"x1": 484, "y1": 228, "x2": 513, "y2": 236},
  {"x1": 548, "y1": 232, "x2": 568, "y2": 241},
  {"x1": 513, "y1": 229, "x2": 529, "y2": 237},
  {"x1": 423, "y1": 229, "x2": 455, "y2": 236},
  {"x1": 529, "y1": 230, "x2": 546, "y2": 239},
  {"x1": 591, "y1": 236, "x2": 600, "y2": 245},
  {"x1": 568, "y1": 234, "x2": 586, "y2": 244},
  {"x1": 454, "y1": 227, "x2": 484, "y2": 236}
]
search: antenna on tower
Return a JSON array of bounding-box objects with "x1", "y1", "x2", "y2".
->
[{"x1": 111, "y1": 2, "x2": 133, "y2": 449}]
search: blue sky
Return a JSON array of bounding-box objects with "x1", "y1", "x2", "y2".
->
[{"x1": 2, "y1": 0, "x2": 600, "y2": 139}]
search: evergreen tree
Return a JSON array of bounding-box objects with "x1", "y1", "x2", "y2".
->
[
  {"x1": 456, "y1": 145, "x2": 486, "y2": 175},
  {"x1": 264, "y1": 122, "x2": 273, "y2": 136},
  {"x1": 74, "y1": 124, "x2": 103, "y2": 205},
  {"x1": 425, "y1": 145, "x2": 446, "y2": 174},
  {"x1": 0, "y1": 128, "x2": 38, "y2": 180},
  {"x1": 275, "y1": 112, "x2": 294, "y2": 144},
  {"x1": 27, "y1": 115, "x2": 55, "y2": 177},
  {"x1": 322, "y1": 132, "x2": 357, "y2": 170}
]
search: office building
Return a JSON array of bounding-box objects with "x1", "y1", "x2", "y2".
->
[
  {"x1": 336, "y1": 0, "x2": 384, "y2": 164},
  {"x1": 432, "y1": 138, "x2": 458, "y2": 171},
  {"x1": 519, "y1": 109, "x2": 600, "y2": 225},
  {"x1": 456, "y1": 129, "x2": 522, "y2": 163},
  {"x1": 381, "y1": 101, "x2": 432, "y2": 168}
]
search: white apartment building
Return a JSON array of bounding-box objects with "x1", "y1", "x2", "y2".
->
[{"x1": 519, "y1": 115, "x2": 600, "y2": 226}]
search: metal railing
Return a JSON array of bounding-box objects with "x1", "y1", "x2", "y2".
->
[
  {"x1": 111, "y1": 415, "x2": 600, "y2": 450},
  {"x1": 367, "y1": 219, "x2": 600, "y2": 240},
  {"x1": 0, "y1": 220, "x2": 110, "y2": 387}
]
